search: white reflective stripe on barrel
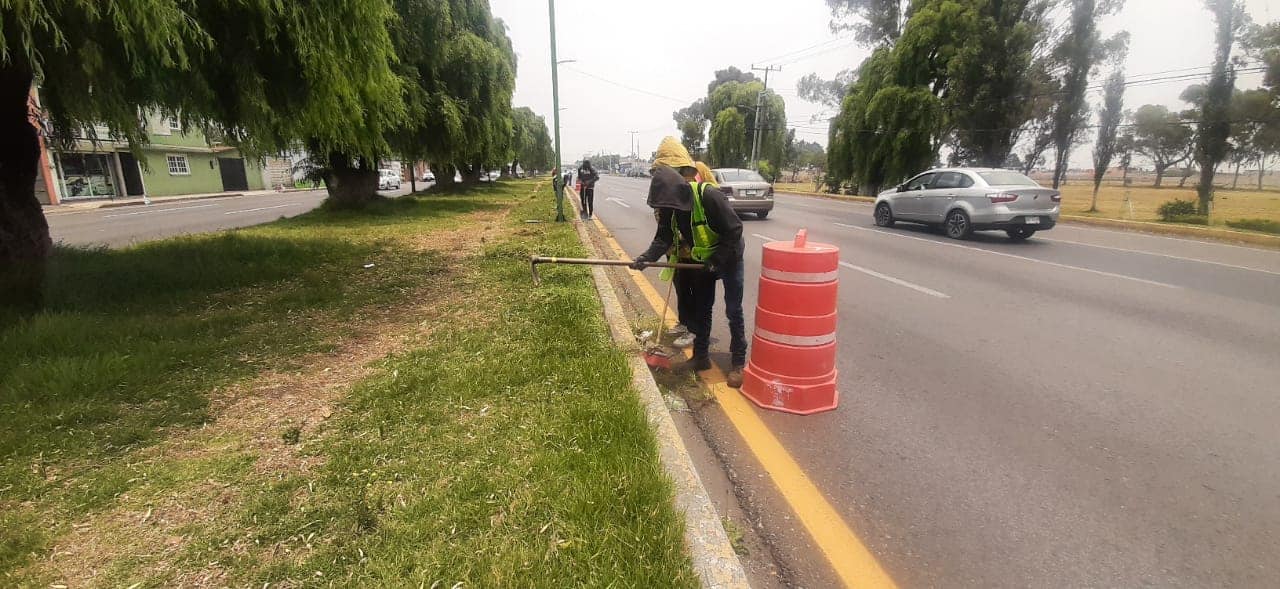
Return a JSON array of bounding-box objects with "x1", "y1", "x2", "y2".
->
[
  {"x1": 755, "y1": 327, "x2": 836, "y2": 347},
  {"x1": 760, "y1": 267, "x2": 839, "y2": 283}
]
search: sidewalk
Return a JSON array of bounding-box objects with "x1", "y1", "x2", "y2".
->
[{"x1": 43, "y1": 187, "x2": 317, "y2": 215}]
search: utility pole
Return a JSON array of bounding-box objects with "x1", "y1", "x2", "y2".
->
[
  {"x1": 748, "y1": 64, "x2": 781, "y2": 171},
  {"x1": 548, "y1": 0, "x2": 566, "y2": 222},
  {"x1": 629, "y1": 130, "x2": 638, "y2": 159}
]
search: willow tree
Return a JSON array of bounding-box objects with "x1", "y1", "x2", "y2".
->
[
  {"x1": 1, "y1": 0, "x2": 402, "y2": 308},
  {"x1": 509, "y1": 106, "x2": 553, "y2": 175},
  {"x1": 706, "y1": 80, "x2": 787, "y2": 169},
  {"x1": 390, "y1": 0, "x2": 515, "y2": 186}
]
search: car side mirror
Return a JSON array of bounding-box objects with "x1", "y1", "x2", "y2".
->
[{"x1": 897, "y1": 184, "x2": 907, "y2": 192}]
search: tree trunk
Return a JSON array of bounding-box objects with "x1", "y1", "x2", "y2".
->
[
  {"x1": 1259, "y1": 155, "x2": 1267, "y2": 191},
  {"x1": 1089, "y1": 181, "x2": 1101, "y2": 213},
  {"x1": 1178, "y1": 168, "x2": 1192, "y2": 188},
  {"x1": 322, "y1": 152, "x2": 379, "y2": 208},
  {"x1": 1052, "y1": 147, "x2": 1069, "y2": 189},
  {"x1": 461, "y1": 163, "x2": 482, "y2": 184},
  {"x1": 0, "y1": 60, "x2": 52, "y2": 311},
  {"x1": 434, "y1": 163, "x2": 456, "y2": 189},
  {"x1": 1231, "y1": 161, "x2": 1241, "y2": 189},
  {"x1": 1153, "y1": 164, "x2": 1166, "y2": 187},
  {"x1": 1196, "y1": 160, "x2": 1216, "y2": 215}
]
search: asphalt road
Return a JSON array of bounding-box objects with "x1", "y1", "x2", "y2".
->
[
  {"x1": 47, "y1": 185, "x2": 414, "y2": 247},
  {"x1": 590, "y1": 175, "x2": 1280, "y2": 588}
]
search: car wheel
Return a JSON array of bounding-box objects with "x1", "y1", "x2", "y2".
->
[
  {"x1": 874, "y1": 202, "x2": 895, "y2": 227},
  {"x1": 945, "y1": 209, "x2": 972, "y2": 240},
  {"x1": 757, "y1": 210, "x2": 770, "y2": 219},
  {"x1": 1006, "y1": 227, "x2": 1036, "y2": 241}
]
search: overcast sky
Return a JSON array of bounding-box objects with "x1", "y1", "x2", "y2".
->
[{"x1": 490, "y1": 0, "x2": 1277, "y2": 168}]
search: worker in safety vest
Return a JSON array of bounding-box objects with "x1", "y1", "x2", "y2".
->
[{"x1": 630, "y1": 137, "x2": 746, "y2": 387}]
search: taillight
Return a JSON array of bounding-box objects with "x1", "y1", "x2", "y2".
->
[
  {"x1": 722, "y1": 186, "x2": 734, "y2": 195},
  {"x1": 987, "y1": 192, "x2": 1018, "y2": 203},
  {"x1": 765, "y1": 187, "x2": 774, "y2": 198},
  {"x1": 1050, "y1": 192, "x2": 1061, "y2": 202}
]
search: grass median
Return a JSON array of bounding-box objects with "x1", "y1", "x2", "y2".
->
[{"x1": 1, "y1": 179, "x2": 696, "y2": 587}]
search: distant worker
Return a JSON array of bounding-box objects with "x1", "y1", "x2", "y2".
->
[
  {"x1": 577, "y1": 160, "x2": 600, "y2": 219},
  {"x1": 630, "y1": 137, "x2": 746, "y2": 387}
]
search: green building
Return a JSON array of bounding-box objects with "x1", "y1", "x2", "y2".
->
[{"x1": 36, "y1": 110, "x2": 268, "y2": 205}]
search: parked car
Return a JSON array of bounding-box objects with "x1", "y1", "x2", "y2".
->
[
  {"x1": 378, "y1": 169, "x2": 401, "y2": 190},
  {"x1": 711, "y1": 168, "x2": 774, "y2": 219},
  {"x1": 421, "y1": 170, "x2": 436, "y2": 182},
  {"x1": 874, "y1": 168, "x2": 1060, "y2": 241}
]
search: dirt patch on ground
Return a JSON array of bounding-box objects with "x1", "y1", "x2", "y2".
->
[{"x1": 30, "y1": 204, "x2": 512, "y2": 588}]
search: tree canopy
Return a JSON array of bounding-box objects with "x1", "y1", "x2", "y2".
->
[{"x1": 826, "y1": 0, "x2": 1051, "y2": 194}]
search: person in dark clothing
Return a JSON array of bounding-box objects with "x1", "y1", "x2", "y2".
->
[
  {"x1": 630, "y1": 157, "x2": 747, "y2": 387},
  {"x1": 577, "y1": 160, "x2": 600, "y2": 219}
]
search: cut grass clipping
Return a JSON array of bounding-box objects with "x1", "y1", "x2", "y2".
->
[{"x1": 1, "y1": 179, "x2": 697, "y2": 587}]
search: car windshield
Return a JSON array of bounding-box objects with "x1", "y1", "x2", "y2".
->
[
  {"x1": 717, "y1": 170, "x2": 765, "y2": 183},
  {"x1": 978, "y1": 171, "x2": 1038, "y2": 186}
]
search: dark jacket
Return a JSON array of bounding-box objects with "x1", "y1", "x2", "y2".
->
[
  {"x1": 640, "y1": 166, "x2": 744, "y2": 270},
  {"x1": 577, "y1": 165, "x2": 599, "y2": 187}
]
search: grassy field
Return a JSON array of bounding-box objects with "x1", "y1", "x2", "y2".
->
[
  {"x1": 1056, "y1": 183, "x2": 1280, "y2": 226},
  {"x1": 1, "y1": 180, "x2": 695, "y2": 587},
  {"x1": 772, "y1": 181, "x2": 1280, "y2": 229}
]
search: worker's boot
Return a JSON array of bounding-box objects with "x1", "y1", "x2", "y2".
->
[{"x1": 726, "y1": 366, "x2": 745, "y2": 389}]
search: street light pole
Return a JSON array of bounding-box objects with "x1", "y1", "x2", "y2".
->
[{"x1": 549, "y1": 0, "x2": 566, "y2": 222}]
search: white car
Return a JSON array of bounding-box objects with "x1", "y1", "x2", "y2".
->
[
  {"x1": 422, "y1": 171, "x2": 436, "y2": 182},
  {"x1": 378, "y1": 169, "x2": 401, "y2": 190}
]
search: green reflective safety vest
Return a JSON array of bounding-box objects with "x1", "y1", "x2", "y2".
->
[{"x1": 669, "y1": 182, "x2": 720, "y2": 262}]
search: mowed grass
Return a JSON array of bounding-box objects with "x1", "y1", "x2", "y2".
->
[{"x1": 1, "y1": 180, "x2": 696, "y2": 587}]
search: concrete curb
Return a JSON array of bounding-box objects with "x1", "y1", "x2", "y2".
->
[
  {"x1": 43, "y1": 191, "x2": 254, "y2": 215},
  {"x1": 566, "y1": 189, "x2": 750, "y2": 589}
]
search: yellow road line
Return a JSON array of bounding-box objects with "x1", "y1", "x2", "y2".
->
[{"x1": 586, "y1": 211, "x2": 897, "y2": 588}]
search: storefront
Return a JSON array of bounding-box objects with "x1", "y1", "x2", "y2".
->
[{"x1": 54, "y1": 152, "x2": 121, "y2": 200}]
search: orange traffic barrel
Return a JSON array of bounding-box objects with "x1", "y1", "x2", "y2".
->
[{"x1": 740, "y1": 229, "x2": 839, "y2": 415}]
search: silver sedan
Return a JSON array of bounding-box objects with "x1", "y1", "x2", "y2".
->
[
  {"x1": 712, "y1": 168, "x2": 774, "y2": 219},
  {"x1": 874, "y1": 168, "x2": 1060, "y2": 241}
]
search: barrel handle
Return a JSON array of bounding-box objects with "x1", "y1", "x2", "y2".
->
[{"x1": 794, "y1": 229, "x2": 808, "y2": 248}]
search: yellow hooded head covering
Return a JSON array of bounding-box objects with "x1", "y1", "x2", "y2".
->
[
  {"x1": 651, "y1": 136, "x2": 695, "y2": 170},
  {"x1": 694, "y1": 162, "x2": 718, "y2": 186}
]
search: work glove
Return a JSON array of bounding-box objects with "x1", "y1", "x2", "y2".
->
[{"x1": 629, "y1": 255, "x2": 651, "y2": 270}]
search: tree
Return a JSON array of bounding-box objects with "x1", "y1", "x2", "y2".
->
[
  {"x1": 708, "y1": 67, "x2": 758, "y2": 95},
  {"x1": 1090, "y1": 70, "x2": 1127, "y2": 211},
  {"x1": 1131, "y1": 105, "x2": 1195, "y2": 186},
  {"x1": 1017, "y1": 59, "x2": 1060, "y2": 175},
  {"x1": 1194, "y1": 0, "x2": 1249, "y2": 214},
  {"x1": 797, "y1": 70, "x2": 857, "y2": 108},
  {"x1": 826, "y1": 0, "x2": 913, "y2": 46},
  {"x1": 943, "y1": 0, "x2": 1051, "y2": 168},
  {"x1": 673, "y1": 100, "x2": 707, "y2": 156},
  {"x1": 509, "y1": 107, "x2": 553, "y2": 176},
  {"x1": 705, "y1": 79, "x2": 788, "y2": 169},
  {"x1": 710, "y1": 109, "x2": 748, "y2": 168},
  {"x1": 389, "y1": 0, "x2": 516, "y2": 188},
  {"x1": 1243, "y1": 21, "x2": 1280, "y2": 94},
  {"x1": 2, "y1": 0, "x2": 403, "y2": 308},
  {"x1": 1047, "y1": 0, "x2": 1128, "y2": 188},
  {"x1": 785, "y1": 135, "x2": 826, "y2": 182}
]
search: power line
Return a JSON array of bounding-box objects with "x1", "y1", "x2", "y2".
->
[
  {"x1": 560, "y1": 66, "x2": 695, "y2": 104},
  {"x1": 754, "y1": 34, "x2": 857, "y2": 66}
]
